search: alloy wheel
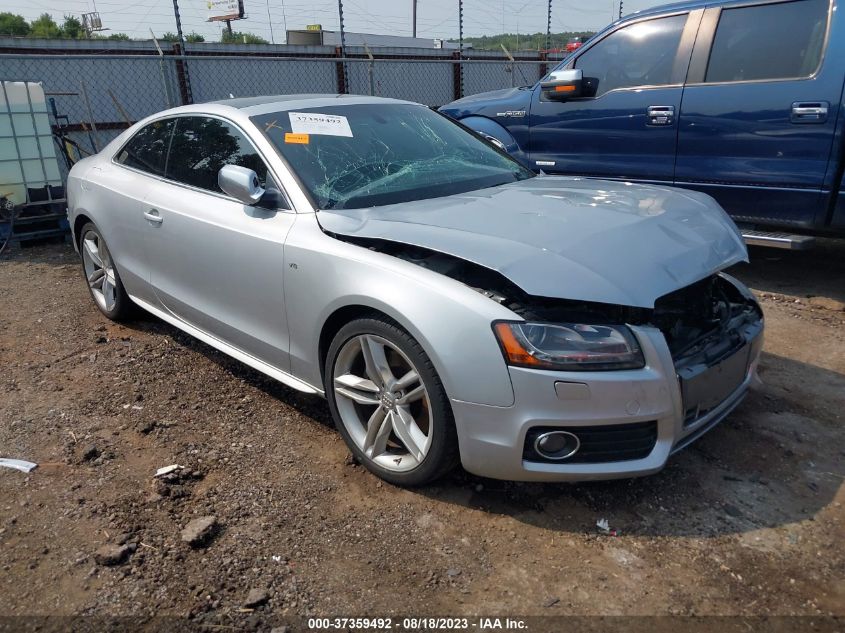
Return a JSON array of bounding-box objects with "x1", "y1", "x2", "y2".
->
[
  {"x1": 81, "y1": 229, "x2": 117, "y2": 313},
  {"x1": 332, "y1": 334, "x2": 433, "y2": 472}
]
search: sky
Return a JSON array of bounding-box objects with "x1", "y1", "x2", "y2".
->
[{"x1": 14, "y1": 0, "x2": 663, "y2": 43}]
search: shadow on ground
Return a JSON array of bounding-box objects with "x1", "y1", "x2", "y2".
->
[
  {"x1": 730, "y1": 238, "x2": 845, "y2": 303},
  {"x1": 5, "y1": 241, "x2": 843, "y2": 541},
  {"x1": 125, "y1": 307, "x2": 845, "y2": 540}
]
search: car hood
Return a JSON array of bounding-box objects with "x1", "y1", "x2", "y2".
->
[
  {"x1": 317, "y1": 176, "x2": 748, "y2": 308},
  {"x1": 444, "y1": 86, "x2": 528, "y2": 107},
  {"x1": 439, "y1": 87, "x2": 531, "y2": 116}
]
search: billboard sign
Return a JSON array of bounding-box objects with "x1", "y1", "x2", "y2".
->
[{"x1": 207, "y1": 0, "x2": 243, "y2": 22}]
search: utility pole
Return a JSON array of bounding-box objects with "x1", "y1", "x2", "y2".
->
[
  {"x1": 171, "y1": 0, "x2": 192, "y2": 103},
  {"x1": 412, "y1": 0, "x2": 417, "y2": 38},
  {"x1": 619, "y1": 1, "x2": 623, "y2": 19},
  {"x1": 546, "y1": 0, "x2": 552, "y2": 51}
]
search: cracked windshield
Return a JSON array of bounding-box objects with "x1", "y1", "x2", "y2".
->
[{"x1": 252, "y1": 104, "x2": 534, "y2": 209}]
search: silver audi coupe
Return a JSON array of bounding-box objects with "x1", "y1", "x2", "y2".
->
[{"x1": 67, "y1": 95, "x2": 764, "y2": 486}]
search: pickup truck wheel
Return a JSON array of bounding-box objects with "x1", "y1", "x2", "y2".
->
[{"x1": 325, "y1": 317, "x2": 458, "y2": 486}]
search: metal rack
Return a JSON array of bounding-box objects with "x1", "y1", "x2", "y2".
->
[{"x1": 0, "y1": 81, "x2": 69, "y2": 248}]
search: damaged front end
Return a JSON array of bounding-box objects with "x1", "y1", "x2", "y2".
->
[
  {"x1": 653, "y1": 275, "x2": 763, "y2": 429},
  {"x1": 335, "y1": 234, "x2": 762, "y2": 426},
  {"x1": 335, "y1": 237, "x2": 760, "y2": 351}
]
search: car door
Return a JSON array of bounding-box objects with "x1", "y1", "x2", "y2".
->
[
  {"x1": 141, "y1": 114, "x2": 296, "y2": 370},
  {"x1": 104, "y1": 117, "x2": 176, "y2": 306},
  {"x1": 675, "y1": 0, "x2": 841, "y2": 228},
  {"x1": 528, "y1": 10, "x2": 701, "y2": 182}
]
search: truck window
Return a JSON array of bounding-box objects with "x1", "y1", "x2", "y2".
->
[
  {"x1": 705, "y1": 0, "x2": 828, "y2": 83},
  {"x1": 574, "y1": 14, "x2": 687, "y2": 98}
]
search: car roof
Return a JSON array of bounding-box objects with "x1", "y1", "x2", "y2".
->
[{"x1": 208, "y1": 94, "x2": 419, "y2": 116}]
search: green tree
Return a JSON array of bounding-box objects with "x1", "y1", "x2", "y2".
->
[
  {"x1": 464, "y1": 30, "x2": 595, "y2": 52},
  {"x1": 29, "y1": 13, "x2": 62, "y2": 38},
  {"x1": 157, "y1": 31, "x2": 204, "y2": 43},
  {"x1": 106, "y1": 32, "x2": 130, "y2": 40},
  {"x1": 60, "y1": 15, "x2": 85, "y2": 39},
  {"x1": 221, "y1": 30, "x2": 269, "y2": 44},
  {"x1": 0, "y1": 12, "x2": 30, "y2": 36}
]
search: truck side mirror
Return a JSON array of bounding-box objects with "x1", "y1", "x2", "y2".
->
[{"x1": 540, "y1": 69, "x2": 583, "y2": 102}]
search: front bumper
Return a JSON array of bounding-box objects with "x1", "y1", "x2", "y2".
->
[{"x1": 452, "y1": 320, "x2": 763, "y2": 482}]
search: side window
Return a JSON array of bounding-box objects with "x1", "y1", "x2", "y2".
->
[
  {"x1": 574, "y1": 14, "x2": 687, "y2": 97},
  {"x1": 166, "y1": 116, "x2": 269, "y2": 194},
  {"x1": 705, "y1": 0, "x2": 828, "y2": 83},
  {"x1": 115, "y1": 119, "x2": 175, "y2": 176}
]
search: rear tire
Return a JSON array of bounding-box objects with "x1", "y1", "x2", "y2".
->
[
  {"x1": 79, "y1": 222, "x2": 134, "y2": 321},
  {"x1": 325, "y1": 316, "x2": 458, "y2": 486}
]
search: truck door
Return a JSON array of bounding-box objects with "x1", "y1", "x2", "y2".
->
[
  {"x1": 527, "y1": 10, "x2": 701, "y2": 183},
  {"x1": 675, "y1": 0, "x2": 842, "y2": 228}
]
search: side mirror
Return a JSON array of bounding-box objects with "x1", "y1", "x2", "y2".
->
[
  {"x1": 218, "y1": 164, "x2": 265, "y2": 205},
  {"x1": 540, "y1": 69, "x2": 583, "y2": 102}
]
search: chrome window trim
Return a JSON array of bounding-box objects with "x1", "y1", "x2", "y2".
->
[{"x1": 547, "y1": 83, "x2": 685, "y2": 101}]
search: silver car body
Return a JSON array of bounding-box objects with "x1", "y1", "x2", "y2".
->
[{"x1": 66, "y1": 95, "x2": 763, "y2": 482}]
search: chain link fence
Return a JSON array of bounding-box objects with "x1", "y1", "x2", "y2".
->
[{"x1": 0, "y1": 50, "x2": 560, "y2": 182}]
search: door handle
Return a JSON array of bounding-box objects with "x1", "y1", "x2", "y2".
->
[
  {"x1": 143, "y1": 209, "x2": 163, "y2": 224},
  {"x1": 791, "y1": 102, "x2": 828, "y2": 123},
  {"x1": 646, "y1": 105, "x2": 675, "y2": 126}
]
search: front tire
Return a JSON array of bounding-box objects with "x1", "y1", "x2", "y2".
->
[
  {"x1": 325, "y1": 317, "x2": 458, "y2": 486},
  {"x1": 79, "y1": 222, "x2": 133, "y2": 321}
]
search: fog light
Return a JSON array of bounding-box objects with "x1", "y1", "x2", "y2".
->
[{"x1": 534, "y1": 431, "x2": 580, "y2": 460}]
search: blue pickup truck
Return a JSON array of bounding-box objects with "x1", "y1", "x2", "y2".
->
[{"x1": 440, "y1": 0, "x2": 845, "y2": 248}]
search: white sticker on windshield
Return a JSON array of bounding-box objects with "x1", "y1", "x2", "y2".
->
[{"x1": 289, "y1": 112, "x2": 353, "y2": 137}]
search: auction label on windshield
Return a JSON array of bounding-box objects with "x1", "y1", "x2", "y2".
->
[
  {"x1": 289, "y1": 111, "x2": 353, "y2": 137},
  {"x1": 284, "y1": 132, "x2": 310, "y2": 144}
]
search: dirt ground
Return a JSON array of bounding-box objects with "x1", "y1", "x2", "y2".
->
[{"x1": 1, "y1": 238, "x2": 843, "y2": 631}]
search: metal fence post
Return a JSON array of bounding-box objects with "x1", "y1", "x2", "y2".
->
[
  {"x1": 337, "y1": 0, "x2": 348, "y2": 93},
  {"x1": 364, "y1": 44, "x2": 375, "y2": 96},
  {"x1": 171, "y1": 0, "x2": 193, "y2": 103},
  {"x1": 151, "y1": 30, "x2": 174, "y2": 109},
  {"x1": 451, "y1": 51, "x2": 462, "y2": 101},
  {"x1": 172, "y1": 43, "x2": 192, "y2": 105},
  {"x1": 457, "y1": 0, "x2": 464, "y2": 99},
  {"x1": 335, "y1": 47, "x2": 348, "y2": 94}
]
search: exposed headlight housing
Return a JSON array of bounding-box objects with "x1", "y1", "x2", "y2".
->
[{"x1": 493, "y1": 321, "x2": 645, "y2": 371}]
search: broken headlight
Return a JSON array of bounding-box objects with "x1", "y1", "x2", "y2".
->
[{"x1": 493, "y1": 321, "x2": 645, "y2": 371}]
